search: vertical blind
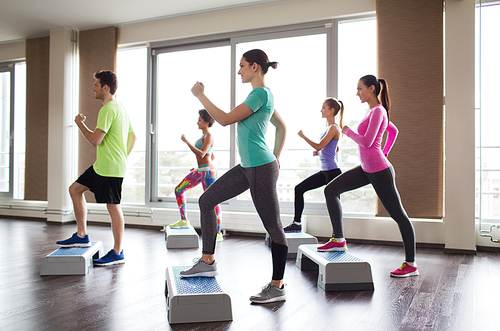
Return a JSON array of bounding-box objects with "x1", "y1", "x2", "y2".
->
[
  {"x1": 78, "y1": 27, "x2": 118, "y2": 203},
  {"x1": 376, "y1": 0, "x2": 444, "y2": 218},
  {"x1": 25, "y1": 36, "x2": 49, "y2": 201}
]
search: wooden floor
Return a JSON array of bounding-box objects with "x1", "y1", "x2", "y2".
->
[{"x1": 1, "y1": 218, "x2": 499, "y2": 331}]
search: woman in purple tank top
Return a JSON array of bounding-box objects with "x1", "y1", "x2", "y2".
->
[{"x1": 283, "y1": 98, "x2": 344, "y2": 233}]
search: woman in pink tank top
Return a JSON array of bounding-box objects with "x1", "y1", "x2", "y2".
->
[{"x1": 321, "y1": 75, "x2": 418, "y2": 278}]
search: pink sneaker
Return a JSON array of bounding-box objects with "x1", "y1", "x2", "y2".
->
[
  {"x1": 317, "y1": 238, "x2": 347, "y2": 252},
  {"x1": 390, "y1": 262, "x2": 419, "y2": 278}
]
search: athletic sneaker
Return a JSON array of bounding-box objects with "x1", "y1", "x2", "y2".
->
[
  {"x1": 169, "y1": 219, "x2": 190, "y2": 228},
  {"x1": 180, "y1": 258, "x2": 218, "y2": 278},
  {"x1": 250, "y1": 282, "x2": 287, "y2": 304},
  {"x1": 283, "y1": 221, "x2": 302, "y2": 233},
  {"x1": 217, "y1": 232, "x2": 224, "y2": 242},
  {"x1": 93, "y1": 249, "x2": 125, "y2": 266},
  {"x1": 56, "y1": 232, "x2": 91, "y2": 247},
  {"x1": 317, "y1": 238, "x2": 347, "y2": 252},
  {"x1": 390, "y1": 262, "x2": 419, "y2": 278}
]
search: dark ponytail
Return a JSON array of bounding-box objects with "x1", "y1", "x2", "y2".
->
[
  {"x1": 242, "y1": 49, "x2": 278, "y2": 74},
  {"x1": 337, "y1": 100, "x2": 344, "y2": 129},
  {"x1": 378, "y1": 79, "x2": 391, "y2": 119},
  {"x1": 267, "y1": 61, "x2": 278, "y2": 71},
  {"x1": 360, "y1": 75, "x2": 391, "y2": 120}
]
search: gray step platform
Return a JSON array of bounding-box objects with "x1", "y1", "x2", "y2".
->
[
  {"x1": 165, "y1": 225, "x2": 200, "y2": 249},
  {"x1": 296, "y1": 244, "x2": 374, "y2": 291},
  {"x1": 165, "y1": 266, "x2": 232, "y2": 324},
  {"x1": 40, "y1": 241, "x2": 103, "y2": 276},
  {"x1": 265, "y1": 231, "x2": 318, "y2": 258}
]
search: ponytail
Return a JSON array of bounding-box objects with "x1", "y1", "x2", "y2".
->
[
  {"x1": 337, "y1": 100, "x2": 344, "y2": 130},
  {"x1": 267, "y1": 61, "x2": 278, "y2": 71},
  {"x1": 378, "y1": 79, "x2": 391, "y2": 120}
]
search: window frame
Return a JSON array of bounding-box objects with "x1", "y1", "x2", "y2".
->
[{"x1": 149, "y1": 40, "x2": 231, "y2": 203}]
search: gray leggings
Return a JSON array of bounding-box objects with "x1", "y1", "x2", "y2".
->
[
  {"x1": 199, "y1": 160, "x2": 288, "y2": 280},
  {"x1": 324, "y1": 165, "x2": 416, "y2": 262}
]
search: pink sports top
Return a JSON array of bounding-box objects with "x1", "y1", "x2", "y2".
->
[{"x1": 343, "y1": 104, "x2": 398, "y2": 173}]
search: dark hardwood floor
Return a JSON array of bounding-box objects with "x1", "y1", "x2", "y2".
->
[{"x1": 1, "y1": 218, "x2": 499, "y2": 331}]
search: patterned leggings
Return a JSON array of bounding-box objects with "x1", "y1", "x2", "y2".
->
[{"x1": 175, "y1": 163, "x2": 222, "y2": 231}]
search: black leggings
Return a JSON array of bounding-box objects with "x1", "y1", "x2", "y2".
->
[
  {"x1": 199, "y1": 160, "x2": 288, "y2": 280},
  {"x1": 294, "y1": 168, "x2": 342, "y2": 222},
  {"x1": 324, "y1": 165, "x2": 416, "y2": 262}
]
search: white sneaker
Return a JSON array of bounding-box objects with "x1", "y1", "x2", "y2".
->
[
  {"x1": 180, "y1": 258, "x2": 218, "y2": 278},
  {"x1": 250, "y1": 282, "x2": 286, "y2": 304}
]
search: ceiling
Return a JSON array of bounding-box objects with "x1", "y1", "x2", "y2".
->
[{"x1": 0, "y1": 0, "x2": 279, "y2": 44}]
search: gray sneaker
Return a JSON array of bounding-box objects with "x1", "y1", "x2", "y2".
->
[
  {"x1": 179, "y1": 258, "x2": 218, "y2": 278},
  {"x1": 250, "y1": 282, "x2": 287, "y2": 304}
]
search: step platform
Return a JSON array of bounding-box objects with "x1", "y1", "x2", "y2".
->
[
  {"x1": 265, "y1": 231, "x2": 318, "y2": 258},
  {"x1": 296, "y1": 244, "x2": 374, "y2": 291},
  {"x1": 40, "y1": 241, "x2": 103, "y2": 276},
  {"x1": 165, "y1": 266, "x2": 232, "y2": 324},
  {"x1": 165, "y1": 225, "x2": 200, "y2": 249}
]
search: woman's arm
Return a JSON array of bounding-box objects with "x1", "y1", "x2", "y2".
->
[
  {"x1": 270, "y1": 109, "x2": 286, "y2": 161},
  {"x1": 298, "y1": 124, "x2": 340, "y2": 151},
  {"x1": 181, "y1": 133, "x2": 213, "y2": 159},
  {"x1": 192, "y1": 82, "x2": 253, "y2": 126},
  {"x1": 383, "y1": 121, "x2": 399, "y2": 157},
  {"x1": 343, "y1": 108, "x2": 385, "y2": 148}
]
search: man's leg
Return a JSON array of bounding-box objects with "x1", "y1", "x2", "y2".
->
[
  {"x1": 107, "y1": 203, "x2": 124, "y2": 254},
  {"x1": 69, "y1": 182, "x2": 90, "y2": 237}
]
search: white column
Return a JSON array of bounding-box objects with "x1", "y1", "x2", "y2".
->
[
  {"x1": 46, "y1": 28, "x2": 76, "y2": 222},
  {"x1": 444, "y1": 0, "x2": 476, "y2": 251}
]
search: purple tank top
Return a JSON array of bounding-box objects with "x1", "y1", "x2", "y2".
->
[{"x1": 318, "y1": 124, "x2": 339, "y2": 171}]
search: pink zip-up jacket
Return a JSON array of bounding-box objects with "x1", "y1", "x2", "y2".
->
[{"x1": 343, "y1": 104, "x2": 398, "y2": 173}]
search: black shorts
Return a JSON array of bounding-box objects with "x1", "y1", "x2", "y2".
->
[{"x1": 76, "y1": 166, "x2": 124, "y2": 204}]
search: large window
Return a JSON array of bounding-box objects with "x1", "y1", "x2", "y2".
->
[
  {"x1": 337, "y1": 19, "x2": 378, "y2": 214},
  {"x1": 117, "y1": 18, "x2": 377, "y2": 214},
  {"x1": 151, "y1": 43, "x2": 231, "y2": 202},
  {"x1": 117, "y1": 48, "x2": 148, "y2": 204},
  {"x1": 0, "y1": 69, "x2": 11, "y2": 194},
  {"x1": 0, "y1": 62, "x2": 26, "y2": 199},
  {"x1": 235, "y1": 33, "x2": 327, "y2": 204},
  {"x1": 13, "y1": 62, "x2": 26, "y2": 199},
  {"x1": 476, "y1": 2, "x2": 500, "y2": 224}
]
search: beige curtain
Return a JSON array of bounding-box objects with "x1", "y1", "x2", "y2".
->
[
  {"x1": 376, "y1": 0, "x2": 444, "y2": 218},
  {"x1": 25, "y1": 36, "x2": 50, "y2": 201},
  {"x1": 78, "y1": 26, "x2": 118, "y2": 202}
]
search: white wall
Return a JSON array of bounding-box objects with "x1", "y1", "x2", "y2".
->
[
  {"x1": 46, "y1": 28, "x2": 76, "y2": 222},
  {"x1": 118, "y1": 0, "x2": 375, "y2": 45},
  {"x1": 444, "y1": 0, "x2": 477, "y2": 251}
]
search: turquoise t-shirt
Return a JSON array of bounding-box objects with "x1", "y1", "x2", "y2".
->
[
  {"x1": 238, "y1": 87, "x2": 276, "y2": 168},
  {"x1": 93, "y1": 100, "x2": 133, "y2": 177}
]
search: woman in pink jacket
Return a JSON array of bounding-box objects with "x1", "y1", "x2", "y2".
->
[{"x1": 321, "y1": 75, "x2": 418, "y2": 278}]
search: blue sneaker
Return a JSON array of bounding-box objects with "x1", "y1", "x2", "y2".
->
[
  {"x1": 93, "y1": 249, "x2": 125, "y2": 266},
  {"x1": 56, "y1": 232, "x2": 91, "y2": 247}
]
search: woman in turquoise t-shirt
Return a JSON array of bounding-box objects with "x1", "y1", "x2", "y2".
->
[{"x1": 181, "y1": 49, "x2": 288, "y2": 304}]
